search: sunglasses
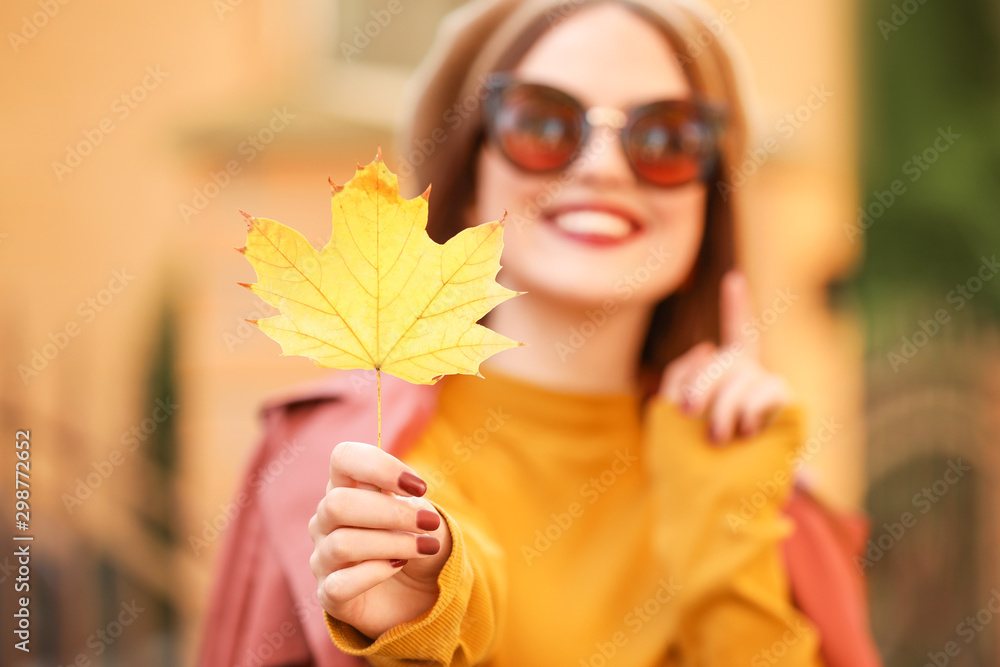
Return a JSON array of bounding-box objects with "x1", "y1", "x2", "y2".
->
[{"x1": 481, "y1": 73, "x2": 727, "y2": 187}]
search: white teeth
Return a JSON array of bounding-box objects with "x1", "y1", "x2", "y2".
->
[{"x1": 551, "y1": 211, "x2": 633, "y2": 239}]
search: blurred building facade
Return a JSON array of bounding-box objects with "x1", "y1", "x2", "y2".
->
[{"x1": 4, "y1": 0, "x2": 982, "y2": 664}]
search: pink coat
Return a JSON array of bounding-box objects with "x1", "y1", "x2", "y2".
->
[{"x1": 196, "y1": 369, "x2": 883, "y2": 666}]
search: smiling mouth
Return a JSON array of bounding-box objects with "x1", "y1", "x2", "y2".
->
[{"x1": 544, "y1": 207, "x2": 643, "y2": 246}]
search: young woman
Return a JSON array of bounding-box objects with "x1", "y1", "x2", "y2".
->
[{"x1": 198, "y1": 1, "x2": 881, "y2": 665}]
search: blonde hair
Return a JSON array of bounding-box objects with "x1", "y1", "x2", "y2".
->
[{"x1": 394, "y1": 0, "x2": 758, "y2": 397}]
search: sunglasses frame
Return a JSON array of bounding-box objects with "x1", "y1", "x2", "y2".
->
[{"x1": 481, "y1": 72, "x2": 728, "y2": 188}]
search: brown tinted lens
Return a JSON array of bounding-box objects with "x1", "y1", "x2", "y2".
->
[
  {"x1": 494, "y1": 84, "x2": 583, "y2": 171},
  {"x1": 626, "y1": 103, "x2": 714, "y2": 186}
]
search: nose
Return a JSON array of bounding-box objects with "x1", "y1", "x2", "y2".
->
[{"x1": 566, "y1": 111, "x2": 636, "y2": 187}]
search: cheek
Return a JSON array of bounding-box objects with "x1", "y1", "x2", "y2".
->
[
  {"x1": 648, "y1": 187, "x2": 708, "y2": 271},
  {"x1": 472, "y1": 147, "x2": 544, "y2": 228},
  {"x1": 619, "y1": 187, "x2": 707, "y2": 301},
  {"x1": 471, "y1": 148, "x2": 554, "y2": 275}
]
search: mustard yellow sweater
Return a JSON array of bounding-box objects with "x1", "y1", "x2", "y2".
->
[{"x1": 325, "y1": 367, "x2": 822, "y2": 666}]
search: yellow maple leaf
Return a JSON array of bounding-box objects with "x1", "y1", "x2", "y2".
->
[{"x1": 237, "y1": 148, "x2": 525, "y2": 446}]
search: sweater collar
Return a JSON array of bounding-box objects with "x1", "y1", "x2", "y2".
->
[{"x1": 436, "y1": 365, "x2": 644, "y2": 435}]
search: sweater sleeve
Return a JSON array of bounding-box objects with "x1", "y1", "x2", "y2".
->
[
  {"x1": 643, "y1": 397, "x2": 824, "y2": 666},
  {"x1": 321, "y1": 459, "x2": 506, "y2": 666}
]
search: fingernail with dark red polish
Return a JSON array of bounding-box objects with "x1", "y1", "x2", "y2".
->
[
  {"x1": 416, "y1": 535, "x2": 440, "y2": 555},
  {"x1": 398, "y1": 471, "x2": 427, "y2": 497},
  {"x1": 390, "y1": 559, "x2": 407, "y2": 568},
  {"x1": 416, "y1": 509, "x2": 440, "y2": 532}
]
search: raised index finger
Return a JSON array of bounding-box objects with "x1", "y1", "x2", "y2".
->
[
  {"x1": 328, "y1": 441, "x2": 428, "y2": 497},
  {"x1": 720, "y1": 268, "x2": 759, "y2": 359}
]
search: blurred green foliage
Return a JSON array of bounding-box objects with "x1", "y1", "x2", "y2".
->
[{"x1": 849, "y1": 0, "x2": 1000, "y2": 345}]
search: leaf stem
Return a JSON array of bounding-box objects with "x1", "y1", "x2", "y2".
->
[
  {"x1": 376, "y1": 367, "x2": 382, "y2": 493},
  {"x1": 377, "y1": 367, "x2": 382, "y2": 450}
]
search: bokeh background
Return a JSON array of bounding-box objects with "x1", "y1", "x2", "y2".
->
[{"x1": 1, "y1": 0, "x2": 998, "y2": 665}]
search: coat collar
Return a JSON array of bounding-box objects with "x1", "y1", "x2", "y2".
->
[{"x1": 257, "y1": 369, "x2": 446, "y2": 454}]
